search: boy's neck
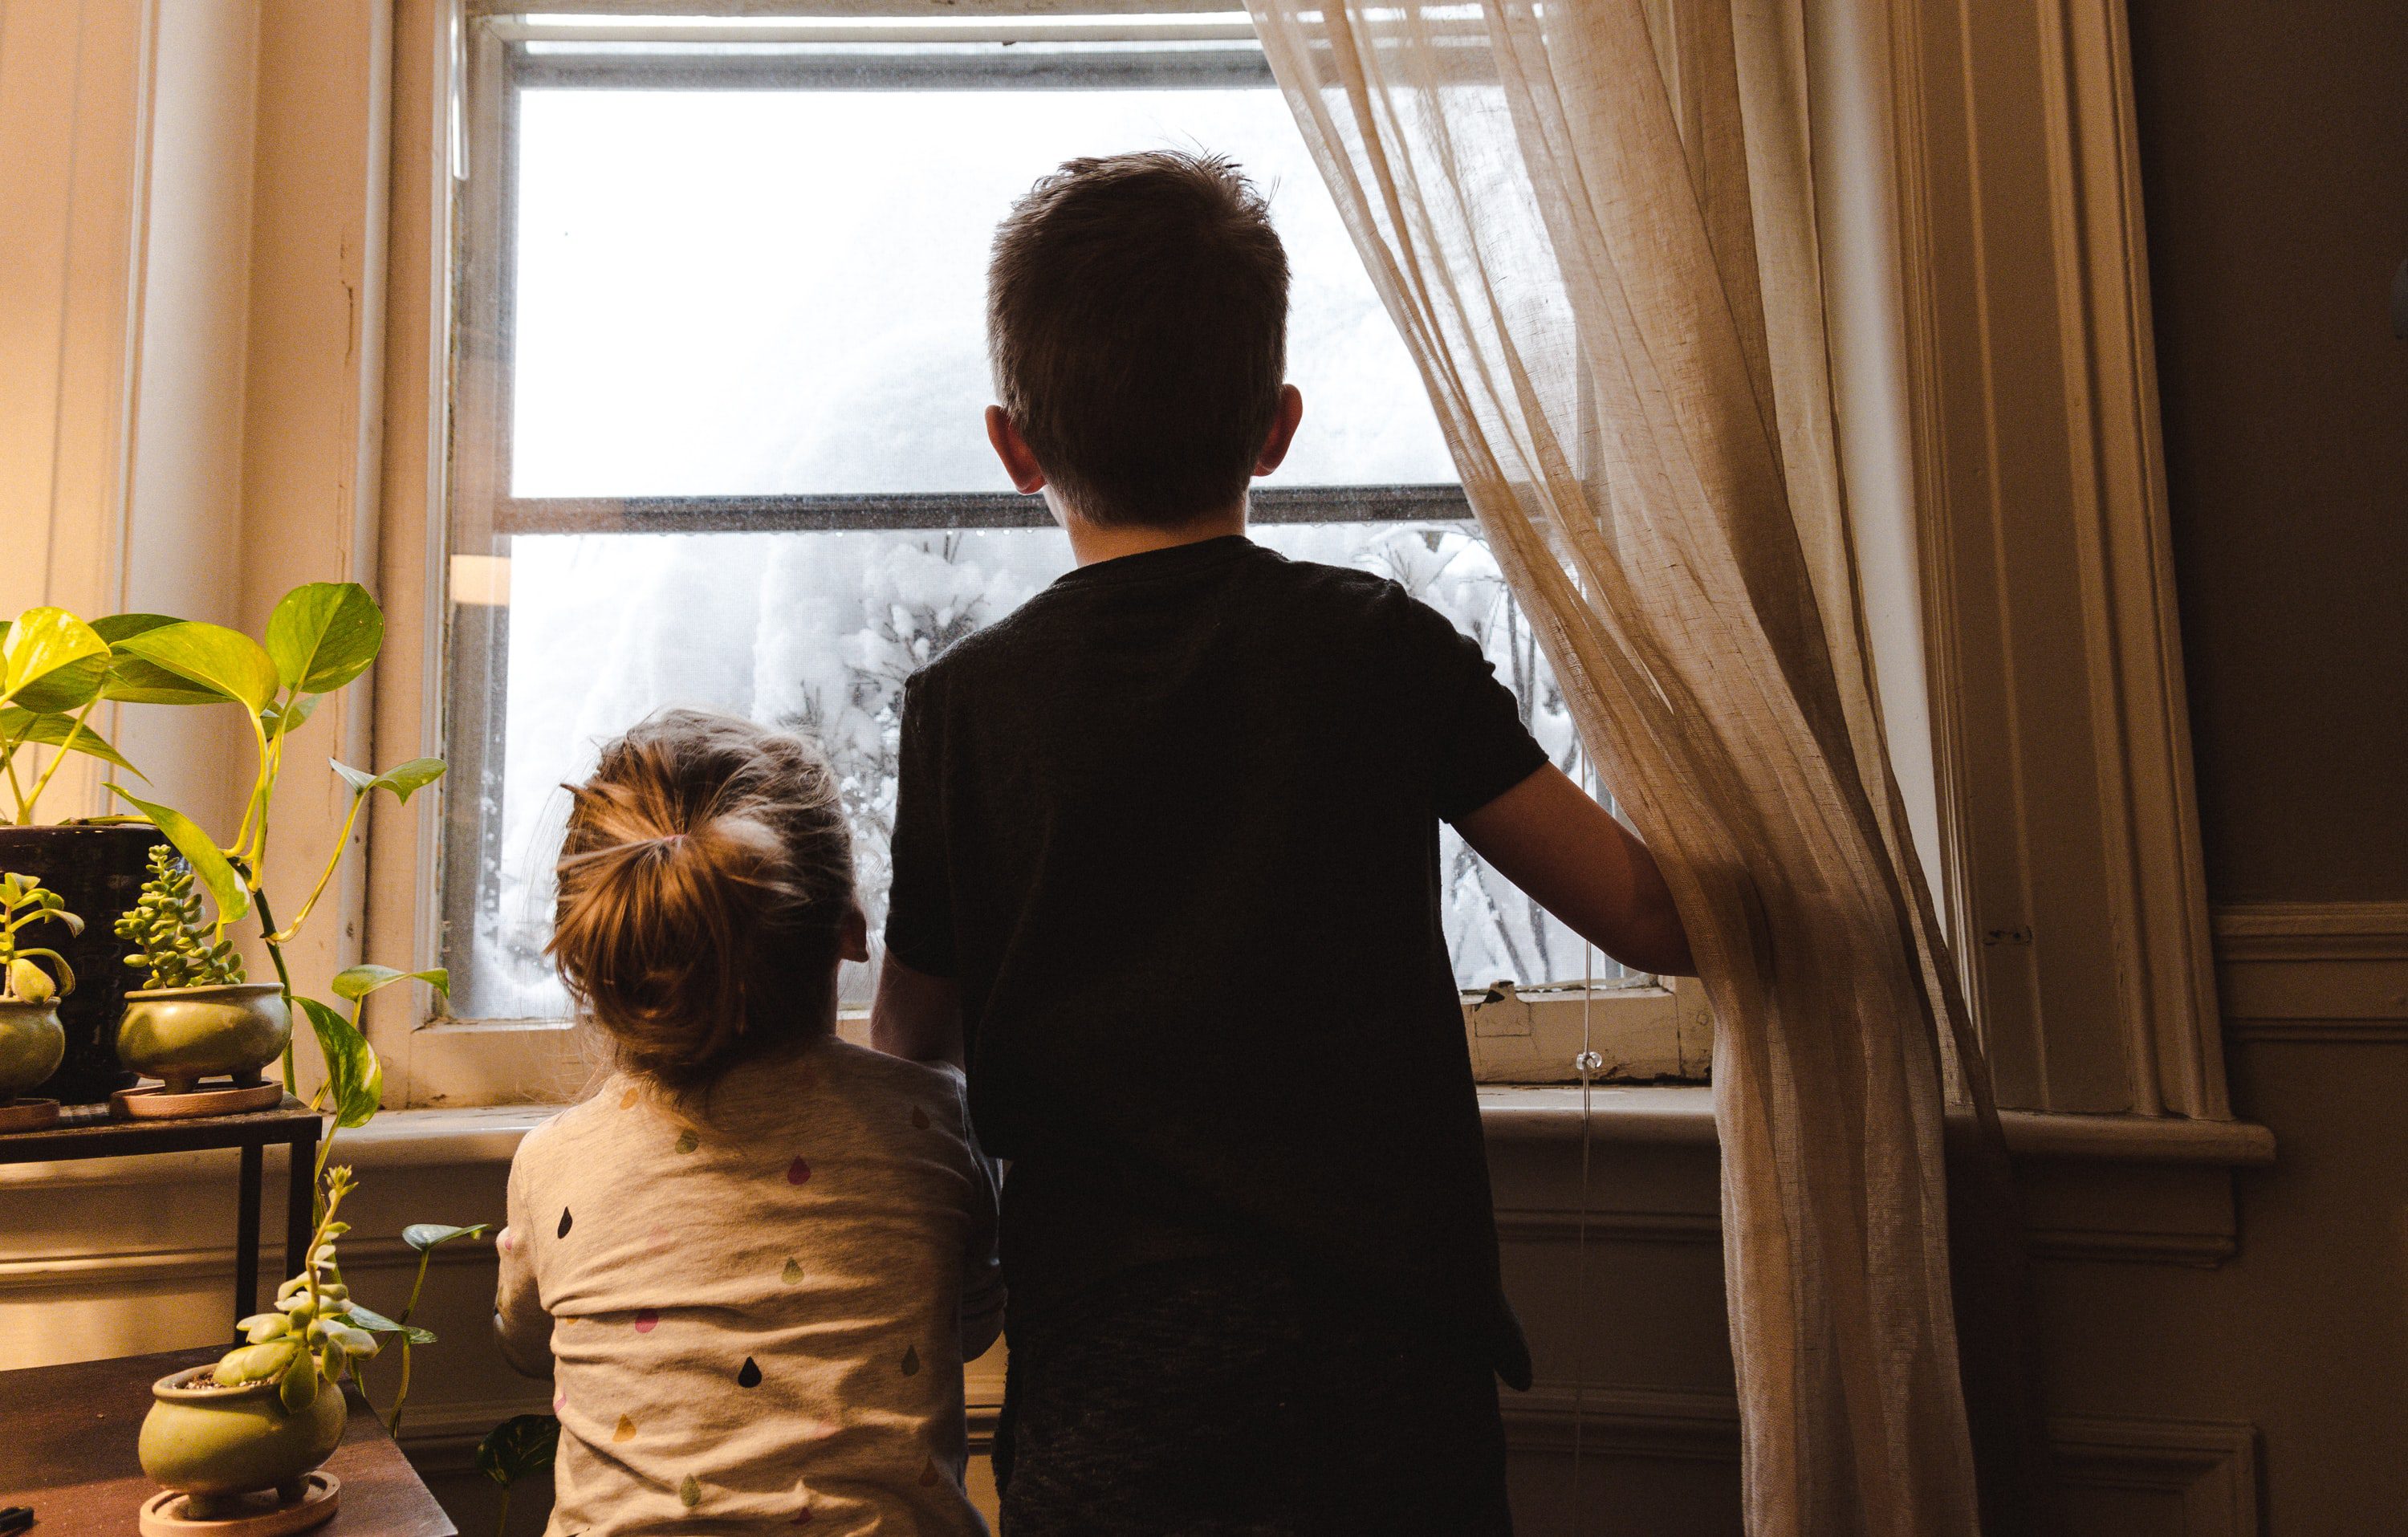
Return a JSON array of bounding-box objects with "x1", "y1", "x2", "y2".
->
[{"x1": 1056, "y1": 497, "x2": 1249, "y2": 567}]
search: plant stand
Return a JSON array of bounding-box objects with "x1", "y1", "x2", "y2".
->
[{"x1": 0, "y1": 1096, "x2": 321, "y2": 1335}]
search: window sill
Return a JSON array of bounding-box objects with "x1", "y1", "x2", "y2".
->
[
  {"x1": 1483, "y1": 1084, "x2": 2274, "y2": 1167},
  {"x1": 0, "y1": 1090, "x2": 2271, "y2": 1192}
]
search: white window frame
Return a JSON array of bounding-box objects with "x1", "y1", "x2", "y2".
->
[
  {"x1": 358, "y1": 0, "x2": 2233, "y2": 1124},
  {"x1": 365, "y1": 0, "x2": 1690, "y2": 1107}
]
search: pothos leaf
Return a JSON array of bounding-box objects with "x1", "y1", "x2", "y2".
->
[
  {"x1": 112, "y1": 622, "x2": 279, "y2": 714},
  {"x1": 0, "y1": 705, "x2": 142, "y2": 775},
  {"x1": 1, "y1": 608, "x2": 110, "y2": 714},
  {"x1": 402, "y1": 1222, "x2": 488, "y2": 1254},
  {"x1": 332, "y1": 964, "x2": 449, "y2": 1002},
  {"x1": 332, "y1": 757, "x2": 447, "y2": 804},
  {"x1": 260, "y1": 694, "x2": 320, "y2": 740},
  {"x1": 295, "y1": 995, "x2": 383, "y2": 1129},
  {"x1": 341, "y1": 1302, "x2": 437, "y2": 1344},
  {"x1": 266, "y1": 583, "x2": 384, "y2": 695},
  {"x1": 474, "y1": 1413, "x2": 560, "y2": 1488},
  {"x1": 105, "y1": 786, "x2": 247, "y2": 926}
]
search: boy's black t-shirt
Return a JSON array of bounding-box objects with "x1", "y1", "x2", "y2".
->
[{"x1": 884, "y1": 535, "x2": 1548, "y2": 1385}]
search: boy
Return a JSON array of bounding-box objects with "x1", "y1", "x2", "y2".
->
[{"x1": 872, "y1": 151, "x2": 1693, "y2": 1536}]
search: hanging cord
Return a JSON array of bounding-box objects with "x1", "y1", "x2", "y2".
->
[{"x1": 1568, "y1": 929, "x2": 1601, "y2": 1532}]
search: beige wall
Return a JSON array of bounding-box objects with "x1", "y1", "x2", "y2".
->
[{"x1": 2127, "y1": 0, "x2": 2408, "y2": 905}]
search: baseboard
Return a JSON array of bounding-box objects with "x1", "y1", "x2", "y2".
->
[{"x1": 1503, "y1": 1392, "x2": 2258, "y2": 1534}]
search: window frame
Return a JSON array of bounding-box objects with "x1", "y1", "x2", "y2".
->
[
  {"x1": 363, "y1": 0, "x2": 2231, "y2": 1120},
  {"x1": 398, "y1": 2, "x2": 1687, "y2": 1104}
]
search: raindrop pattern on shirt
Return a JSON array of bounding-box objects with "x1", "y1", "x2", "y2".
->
[{"x1": 502, "y1": 1063, "x2": 986, "y2": 1531}]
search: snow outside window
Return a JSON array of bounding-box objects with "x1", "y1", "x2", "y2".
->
[{"x1": 446, "y1": 23, "x2": 1628, "y2": 1023}]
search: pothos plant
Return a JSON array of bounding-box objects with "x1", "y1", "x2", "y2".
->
[
  {"x1": 0, "y1": 605, "x2": 223, "y2": 823},
  {"x1": 96, "y1": 581, "x2": 445, "y2": 1103},
  {"x1": 98, "y1": 583, "x2": 494, "y2": 1436}
]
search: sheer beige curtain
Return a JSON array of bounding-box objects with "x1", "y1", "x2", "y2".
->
[{"x1": 1249, "y1": 3, "x2": 2040, "y2": 1533}]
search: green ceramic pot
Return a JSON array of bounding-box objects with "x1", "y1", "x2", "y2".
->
[
  {"x1": 116, "y1": 982, "x2": 290, "y2": 1094},
  {"x1": 139, "y1": 1364, "x2": 345, "y2": 1519},
  {"x1": 0, "y1": 999, "x2": 64, "y2": 1101}
]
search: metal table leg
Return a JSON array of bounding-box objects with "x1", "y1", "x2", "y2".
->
[
  {"x1": 284, "y1": 1126, "x2": 319, "y2": 1285},
  {"x1": 235, "y1": 1143, "x2": 262, "y2": 1335}
]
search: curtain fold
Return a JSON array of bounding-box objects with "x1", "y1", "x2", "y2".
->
[{"x1": 1247, "y1": 5, "x2": 2045, "y2": 1532}]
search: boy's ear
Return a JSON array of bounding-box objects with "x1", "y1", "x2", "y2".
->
[
  {"x1": 839, "y1": 901, "x2": 871, "y2": 965},
  {"x1": 1253, "y1": 384, "x2": 1305, "y2": 477},
  {"x1": 986, "y1": 406, "x2": 1048, "y2": 494}
]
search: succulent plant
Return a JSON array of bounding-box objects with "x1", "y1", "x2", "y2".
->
[
  {"x1": 0, "y1": 872, "x2": 80, "y2": 1003},
  {"x1": 218, "y1": 1166, "x2": 380, "y2": 1412},
  {"x1": 116, "y1": 844, "x2": 245, "y2": 990}
]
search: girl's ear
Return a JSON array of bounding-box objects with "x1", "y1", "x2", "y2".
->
[{"x1": 839, "y1": 901, "x2": 871, "y2": 964}]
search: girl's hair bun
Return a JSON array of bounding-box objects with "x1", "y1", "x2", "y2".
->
[{"x1": 547, "y1": 710, "x2": 854, "y2": 1091}]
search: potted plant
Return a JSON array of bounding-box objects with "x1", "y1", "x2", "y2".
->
[
  {"x1": 0, "y1": 873, "x2": 79, "y2": 1131},
  {"x1": 137, "y1": 1166, "x2": 378, "y2": 1526},
  {"x1": 112, "y1": 844, "x2": 289, "y2": 1104},
  {"x1": 97, "y1": 582, "x2": 445, "y2": 1116},
  {"x1": 0, "y1": 606, "x2": 202, "y2": 1104}
]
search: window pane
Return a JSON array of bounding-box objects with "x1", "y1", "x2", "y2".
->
[
  {"x1": 458, "y1": 524, "x2": 1605, "y2": 1022},
  {"x1": 509, "y1": 60, "x2": 1456, "y2": 497}
]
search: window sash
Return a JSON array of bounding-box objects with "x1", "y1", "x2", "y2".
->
[{"x1": 444, "y1": 15, "x2": 1487, "y2": 1029}]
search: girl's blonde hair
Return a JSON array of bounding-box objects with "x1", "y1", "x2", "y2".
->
[{"x1": 547, "y1": 710, "x2": 854, "y2": 1091}]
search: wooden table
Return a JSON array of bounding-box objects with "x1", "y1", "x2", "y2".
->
[
  {"x1": 0, "y1": 1347, "x2": 454, "y2": 1536},
  {"x1": 0, "y1": 1100, "x2": 321, "y2": 1336}
]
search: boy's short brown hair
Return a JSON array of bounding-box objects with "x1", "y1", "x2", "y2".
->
[{"x1": 988, "y1": 150, "x2": 1290, "y2": 528}]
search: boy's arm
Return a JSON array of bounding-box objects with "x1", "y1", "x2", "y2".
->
[
  {"x1": 1457, "y1": 764, "x2": 1697, "y2": 978},
  {"x1": 952, "y1": 1071, "x2": 1006, "y2": 1362},
  {"x1": 876, "y1": 672, "x2": 966, "y2": 1066},
  {"x1": 871, "y1": 951, "x2": 966, "y2": 1067}
]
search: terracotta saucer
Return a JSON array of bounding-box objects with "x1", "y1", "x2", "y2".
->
[
  {"x1": 0, "y1": 1098, "x2": 59, "y2": 1133},
  {"x1": 138, "y1": 1471, "x2": 339, "y2": 1535},
  {"x1": 111, "y1": 1080, "x2": 283, "y2": 1120}
]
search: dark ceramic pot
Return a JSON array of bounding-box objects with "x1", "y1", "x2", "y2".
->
[{"x1": 0, "y1": 824, "x2": 168, "y2": 1104}]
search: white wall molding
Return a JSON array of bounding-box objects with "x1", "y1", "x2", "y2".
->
[
  {"x1": 2213, "y1": 901, "x2": 2408, "y2": 1039},
  {"x1": 2053, "y1": 1416, "x2": 2260, "y2": 1537},
  {"x1": 1503, "y1": 1387, "x2": 2257, "y2": 1535},
  {"x1": 0, "y1": 1230, "x2": 494, "y2": 1298},
  {"x1": 1502, "y1": 1385, "x2": 1742, "y2": 1462},
  {"x1": 2211, "y1": 900, "x2": 2408, "y2": 962}
]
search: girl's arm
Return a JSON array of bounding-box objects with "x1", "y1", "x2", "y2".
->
[{"x1": 492, "y1": 1154, "x2": 555, "y2": 1378}]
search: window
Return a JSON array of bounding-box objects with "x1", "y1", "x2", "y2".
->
[{"x1": 444, "y1": 10, "x2": 1653, "y2": 1042}]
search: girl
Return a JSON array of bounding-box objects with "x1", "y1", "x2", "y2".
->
[{"x1": 495, "y1": 710, "x2": 1001, "y2": 1535}]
